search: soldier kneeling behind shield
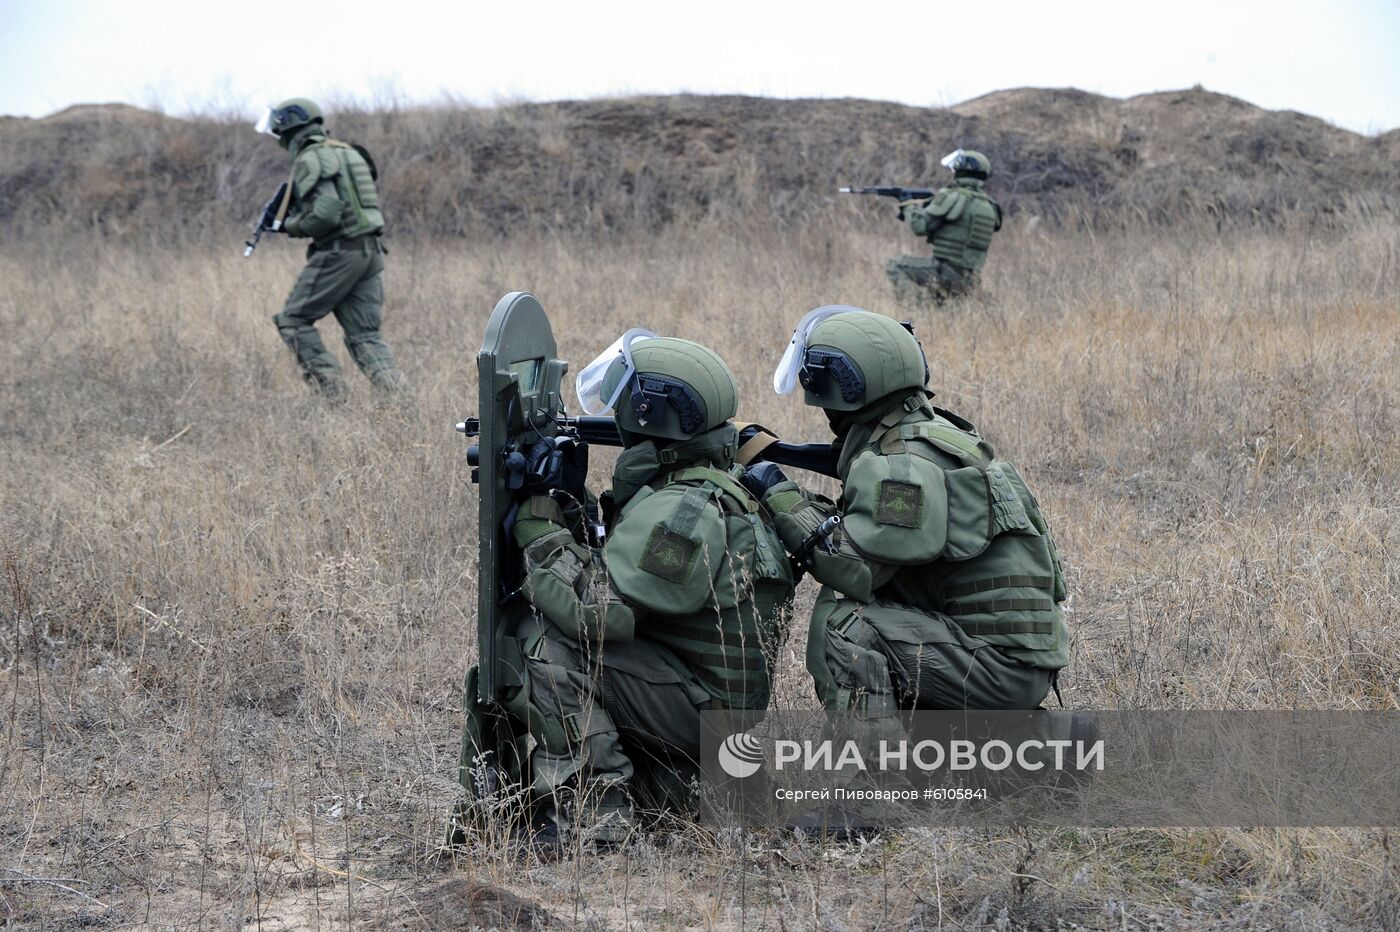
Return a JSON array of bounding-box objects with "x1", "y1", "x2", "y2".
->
[{"x1": 502, "y1": 333, "x2": 796, "y2": 845}]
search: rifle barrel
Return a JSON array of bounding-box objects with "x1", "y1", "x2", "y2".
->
[
  {"x1": 565, "y1": 416, "x2": 839, "y2": 478},
  {"x1": 458, "y1": 415, "x2": 840, "y2": 478}
]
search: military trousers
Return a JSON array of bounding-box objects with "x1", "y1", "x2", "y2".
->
[
  {"x1": 510, "y1": 616, "x2": 722, "y2": 810},
  {"x1": 272, "y1": 235, "x2": 406, "y2": 393},
  {"x1": 806, "y1": 587, "x2": 1052, "y2": 715},
  {"x1": 885, "y1": 255, "x2": 977, "y2": 306}
]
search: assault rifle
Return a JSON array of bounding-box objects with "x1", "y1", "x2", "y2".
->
[
  {"x1": 839, "y1": 184, "x2": 935, "y2": 202},
  {"x1": 457, "y1": 415, "x2": 840, "y2": 480},
  {"x1": 243, "y1": 182, "x2": 289, "y2": 257}
]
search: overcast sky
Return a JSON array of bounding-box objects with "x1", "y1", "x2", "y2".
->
[{"x1": 2, "y1": 0, "x2": 1398, "y2": 134}]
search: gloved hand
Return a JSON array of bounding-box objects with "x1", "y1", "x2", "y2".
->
[
  {"x1": 761, "y1": 480, "x2": 830, "y2": 553},
  {"x1": 898, "y1": 198, "x2": 933, "y2": 222},
  {"x1": 761, "y1": 480, "x2": 873, "y2": 601},
  {"x1": 512, "y1": 436, "x2": 590, "y2": 502},
  {"x1": 740, "y1": 462, "x2": 789, "y2": 499}
]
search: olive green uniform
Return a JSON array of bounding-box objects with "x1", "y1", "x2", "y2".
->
[
  {"x1": 507, "y1": 421, "x2": 793, "y2": 829},
  {"x1": 766, "y1": 310, "x2": 1067, "y2": 719},
  {"x1": 765, "y1": 391, "x2": 1067, "y2": 716},
  {"x1": 272, "y1": 123, "x2": 405, "y2": 393},
  {"x1": 887, "y1": 177, "x2": 1002, "y2": 305}
]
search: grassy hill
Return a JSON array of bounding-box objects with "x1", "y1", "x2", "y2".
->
[{"x1": 2, "y1": 87, "x2": 1396, "y2": 242}]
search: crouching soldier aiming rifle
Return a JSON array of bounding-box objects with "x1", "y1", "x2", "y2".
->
[
  {"x1": 454, "y1": 295, "x2": 796, "y2": 848},
  {"x1": 844, "y1": 149, "x2": 1003, "y2": 306},
  {"x1": 760, "y1": 307, "x2": 1071, "y2": 721}
]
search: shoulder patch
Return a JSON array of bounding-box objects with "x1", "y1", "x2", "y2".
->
[
  {"x1": 876, "y1": 479, "x2": 923, "y2": 527},
  {"x1": 639, "y1": 526, "x2": 699, "y2": 583},
  {"x1": 839, "y1": 450, "x2": 949, "y2": 564}
]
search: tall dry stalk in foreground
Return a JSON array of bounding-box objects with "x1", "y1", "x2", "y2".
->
[{"x1": 1, "y1": 216, "x2": 1399, "y2": 928}]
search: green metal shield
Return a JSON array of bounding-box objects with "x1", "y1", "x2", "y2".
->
[
  {"x1": 452, "y1": 292, "x2": 569, "y2": 839},
  {"x1": 474, "y1": 291, "x2": 569, "y2": 702}
]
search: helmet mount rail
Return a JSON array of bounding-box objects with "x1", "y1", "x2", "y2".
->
[
  {"x1": 798, "y1": 350, "x2": 866, "y2": 405},
  {"x1": 630, "y1": 374, "x2": 705, "y2": 435}
]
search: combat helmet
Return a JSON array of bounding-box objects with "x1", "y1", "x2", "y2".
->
[
  {"x1": 774, "y1": 307, "x2": 927, "y2": 412},
  {"x1": 255, "y1": 98, "x2": 325, "y2": 137},
  {"x1": 941, "y1": 148, "x2": 991, "y2": 179},
  {"x1": 577, "y1": 331, "x2": 738, "y2": 442}
]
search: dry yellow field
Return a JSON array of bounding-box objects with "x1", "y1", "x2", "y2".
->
[{"x1": 2, "y1": 215, "x2": 1399, "y2": 928}]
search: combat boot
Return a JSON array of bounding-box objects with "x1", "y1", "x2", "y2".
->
[{"x1": 578, "y1": 785, "x2": 636, "y2": 850}]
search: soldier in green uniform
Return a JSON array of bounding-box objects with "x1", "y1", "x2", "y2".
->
[
  {"x1": 504, "y1": 332, "x2": 795, "y2": 843},
  {"x1": 887, "y1": 149, "x2": 1003, "y2": 306},
  {"x1": 762, "y1": 306, "x2": 1068, "y2": 717},
  {"x1": 255, "y1": 98, "x2": 406, "y2": 395}
]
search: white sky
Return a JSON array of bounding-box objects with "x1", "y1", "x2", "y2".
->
[{"x1": 2, "y1": 0, "x2": 1397, "y2": 134}]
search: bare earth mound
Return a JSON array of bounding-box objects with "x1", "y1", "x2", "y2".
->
[{"x1": 1, "y1": 87, "x2": 1395, "y2": 240}]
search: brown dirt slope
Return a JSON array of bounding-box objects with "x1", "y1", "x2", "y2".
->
[{"x1": 0, "y1": 87, "x2": 1394, "y2": 240}]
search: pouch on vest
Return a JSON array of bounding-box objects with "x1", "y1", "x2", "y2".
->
[
  {"x1": 966, "y1": 197, "x2": 998, "y2": 251},
  {"x1": 850, "y1": 598, "x2": 968, "y2": 647},
  {"x1": 936, "y1": 460, "x2": 1062, "y2": 653}
]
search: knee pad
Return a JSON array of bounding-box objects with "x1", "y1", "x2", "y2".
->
[
  {"x1": 272, "y1": 312, "x2": 298, "y2": 346},
  {"x1": 823, "y1": 609, "x2": 897, "y2": 716},
  {"x1": 344, "y1": 333, "x2": 398, "y2": 377}
]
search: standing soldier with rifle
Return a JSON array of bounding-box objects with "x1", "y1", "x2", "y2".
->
[
  {"x1": 843, "y1": 149, "x2": 1003, "y2": 306},
  {"x1": 455, "y1": 296, "x2": 795, "y2": 849},
  {"x1": 250, "y1": 98, "x2": 406, "y2": 396}
]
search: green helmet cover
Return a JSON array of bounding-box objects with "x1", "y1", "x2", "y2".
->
[
  {"x1": 268, "y1": 98, "x2": 324, "y2": 135},
  {"x1": 945, "y1": 148, "x2": 992, "y2": 179},
  {"x1": 600, "y1": 337, "x2": 739, "y2": 441},
  {"x1": 801, "y1": 312, "x2": 928, "y2": 411}
]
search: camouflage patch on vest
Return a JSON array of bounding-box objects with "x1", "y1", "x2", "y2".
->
[
  {"x1": 639, "y1": 526, "x2": 699, "y2": 584},
  {"x1": 876, "y1": 479, "x2": 923, "y2": 528}
]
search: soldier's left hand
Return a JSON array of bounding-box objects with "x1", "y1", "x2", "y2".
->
[
  {"x1": 741, "y1": 462, "x2": 789, "y2": 499},
  {"x1": 519, "y1": 437, "x2": 584, "y2": 495}
]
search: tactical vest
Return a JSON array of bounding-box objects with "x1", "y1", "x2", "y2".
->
[
  {"x1": 605, "y1": 462, "x2": 795, "y2": 710},
  {"x1": 838, "y1": 398, "x2": 1068, "y2": 668},
  {"x1": 920, "y1": 181, "x2": 1002, "y2": 273},
  {"x1": 295, "y1": 138, "x2": 384, "y2": 240}
]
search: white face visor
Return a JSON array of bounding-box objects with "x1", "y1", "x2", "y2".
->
[
  {"x1": 772, "y1": 305, "x2": 864, "y2": 395},
  {"x1": 575, "y1": 328, "x2": 658, "y2": 415},
  {"x1": 254, "y1": 106, "x2": 277, "y2": 135},
  {"x1": 940, "y1": 148, "x2": 966, "y2": 169}
]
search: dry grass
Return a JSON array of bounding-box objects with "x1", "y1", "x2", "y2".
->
[{"x1": 3, "y1": 212, "x2": 1400, "y2": 928}]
